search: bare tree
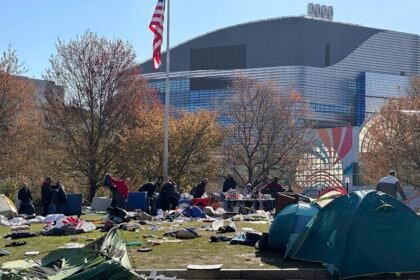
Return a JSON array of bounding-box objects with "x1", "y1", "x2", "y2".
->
[
  {"x1": 360, "y1": 79, "x2": 420, "y2": 188},
  {"x1": 43, "y1": 31, "x2": 152, "y2": 200},
  {"x1": 223, "y1": 77, "x2": 312, "y2": 185}
]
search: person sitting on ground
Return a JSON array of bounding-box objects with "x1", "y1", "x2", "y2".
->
[
  {"x1": 222, "y1": 174, "x2": 237, "y2": 193},
  {"x1": 17, "y1": 182, "x2": 35, "y2": 215},
  {"x1": 138, "y1": 176, "x2": 163, "y2": 197},
  {"x1": 41, "y1": 177, "x2": 53, "y2": 216},
  {"x1": 376, "y1": 170, "x2": 407, "y2": 202},
  {"x1": 192, "y1": 178, "x2": 208, "y2": 198},
  {"x1": 48, "y1": 180, "x2": 67, "y2": 214},
  {"x1": 262, "y1": 177, "x2": 285, "y2": 197},
  {"x1": 103, "y1": 172, "x2": 128, "y2": 209},
  {"x1": 158, "y1": 178, "x2": 179, "y2": 211}
]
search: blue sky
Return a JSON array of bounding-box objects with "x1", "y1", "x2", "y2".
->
[{"x1": 1, "y1": 0, "x2": 419, "y2": 78}]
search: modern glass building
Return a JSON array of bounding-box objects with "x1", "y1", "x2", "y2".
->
[{"x1": 139, "y1": 16, "x2": 420, "y2": 190}]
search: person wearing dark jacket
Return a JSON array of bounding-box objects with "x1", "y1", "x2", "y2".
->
[
  {"x1": 139, "y1": 176, "x2": 163, "y2": 197},
  {"x1": 158, "y1": 178, "x2": 179, "y2": 211},
  {"x1": 41, "y1": 177, "x2": 53, "y2": 216},
  {"x1": 17, "y1": 183, "x2": 35, "y2": 215},
  {"x1": 192, "y1": 178, "x2": 208, "y2": 198},
  {"x1": 48, "y1": 181, "x2": 67, "y2": 214},
  {"x1": 222, "y1": 174, "x2": 237, "y2": 193},
  {"x1": 262, "y1": 177, "x2": 285, "y2": 197}
]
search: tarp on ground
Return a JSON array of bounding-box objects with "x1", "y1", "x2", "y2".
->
[
  {"x1": 0, "y1": 228, "x2": 140, "y2": 279},
  {"x1": 42, "y1": 215, "x2": 96, "y2": 235},
  {"x1": 268, "y1": 202, "x2": 319, "y2": 251},
  {"x1": 0, "y1": 194, "x2": 18, "y2": 219},
  {"x1": 286, "y1": 190, "x2": 420, "y2": 279}
]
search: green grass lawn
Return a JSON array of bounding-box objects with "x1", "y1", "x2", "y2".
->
[{"x1": 0, "y1": 214, "x2": 320, "y2": 270}]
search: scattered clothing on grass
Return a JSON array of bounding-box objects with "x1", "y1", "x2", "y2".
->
[
  {"x1": 230, "y1": 231, "x2": 262, "y2": 246},
  {"x1": 3, "y1": 231, "x2": 38, "y2": 240},
  {"x1": 164, "y1": 228, "x2": 199, "y2": 239}
]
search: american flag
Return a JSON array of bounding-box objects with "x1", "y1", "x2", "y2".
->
[{"x1": 149, "y1": 0, "x2": 165, "y2": 69}]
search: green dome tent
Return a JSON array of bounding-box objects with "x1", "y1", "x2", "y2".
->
[
  {"x1": 286, "y1": 190, "x2": 420, "y2": 279},
  {"x1": 1, "y1": 228, "x2": 140, "y2": 279},
  {"x1": 269, "y1": 202, "x2": 319, "y2": 251}
]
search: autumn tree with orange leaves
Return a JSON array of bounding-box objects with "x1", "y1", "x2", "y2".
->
[
  {"x1": 0, "y1": 47, "x2": 42, "y2": 182},
  {"x1": 360, "y1": 76, "x2": 420, "y2": 188},
  {"x1": 115, "y1": 109, "x2": 223, "y2": 189}
]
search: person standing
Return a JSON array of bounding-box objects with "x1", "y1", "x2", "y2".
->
[
  {"x1": 376, "y1": 170, "x2": 407, "y2": 202},
  {"x1": 41, "y1": 177, "x2": 53, "y2": 216},
  {"x1": 192, "y1": 178, "x2": 208, "y2": 198},
  {"x1": 158, "y1": 178, "x2": 179, "y2": 211},
  {"x1": 222, "y1": 174, "x2": 237, "y2": 193},
  {"x1": 48, "y1": 180, "x2": 67, "y2": 214},
  {"x1": 103, "y1": 173, "x2": 127, "y2": 209},
  {"x1": 17, "y1": 183, "x2": 35, "y2": 215},
  {"x1": 114, "y1": 178, "x2": 130, "y2": 201},
  {"x1": 245, "y1": 183, "x2": 253, "y2": 196},
  {"x1": 138, "y1": 176, "x2": 163, "y2": 197},
  {"x1": 262, "y1": 177, "x2": 285, "y2": 197},
  {"x1": 139, "y1": 176, "x2": 164, "y2": 215}
]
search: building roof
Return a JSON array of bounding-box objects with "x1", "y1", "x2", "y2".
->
[{"x1": 139, "y1": 16, "x2": 386, "y2": 73}]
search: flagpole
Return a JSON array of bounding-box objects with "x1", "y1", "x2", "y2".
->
[{"x1": 163, "y1": 0, "x2": 170, "y2": 183}]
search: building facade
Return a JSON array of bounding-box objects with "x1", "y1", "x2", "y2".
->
[{"x1": 139, "y1": 16, "x2": 420, "y2": 191}]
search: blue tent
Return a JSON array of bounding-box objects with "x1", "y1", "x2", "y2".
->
[
  {"x1": 269, "y1": 202, "x2": 319, "y2": 251},
  {"x1": 286, "y1": 191, "x2": 420, "y2": 279}
]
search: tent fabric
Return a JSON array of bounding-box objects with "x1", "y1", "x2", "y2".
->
[
  {"x1": 286, "y1": 190, "x2": 420, "y2": 279},
  {"x1": 316, "y1": 187, "x2": 347, "y2": 208},
  {"x1": 269, "y1": 202, "x2": 319, "y2": 251},
  {"x1": 182, "y1": 206, "x2": 206, "y2": 218},
  {"x1": 0, "y1": 194, "x2": 18, "y2": 219},
  {"x1": 318, "y1": 186, "x2": 347, "y2": 198},
  {"x1": 0, "y1": 228, "x2": 140, "y2": 279}
]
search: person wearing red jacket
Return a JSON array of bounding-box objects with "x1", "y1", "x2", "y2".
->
[
  {"x1": 262, "y1": 177, "x2": 285, "y2": 197},
  {"x1": 103, "y1": 173, "x2": 128, "y2": 209},
  {"x1": 112, "y1": 177, "x2": 130, "y2": 200}
]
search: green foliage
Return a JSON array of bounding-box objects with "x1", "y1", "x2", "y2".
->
[{"x1": 0, "y1": 180, "x2": 18, "y2": 202}]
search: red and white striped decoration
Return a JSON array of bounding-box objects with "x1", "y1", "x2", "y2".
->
[{"x1": 149, "y1": 0, "x2": 165, "y2": 69}]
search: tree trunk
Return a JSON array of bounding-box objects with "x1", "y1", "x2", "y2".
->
[
  {"x1": 89, "y1": 178, "x2": 97, "y2": 202},
  {"x1": 247, "y1": 166, "x2": 253, "y2": 185}
]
